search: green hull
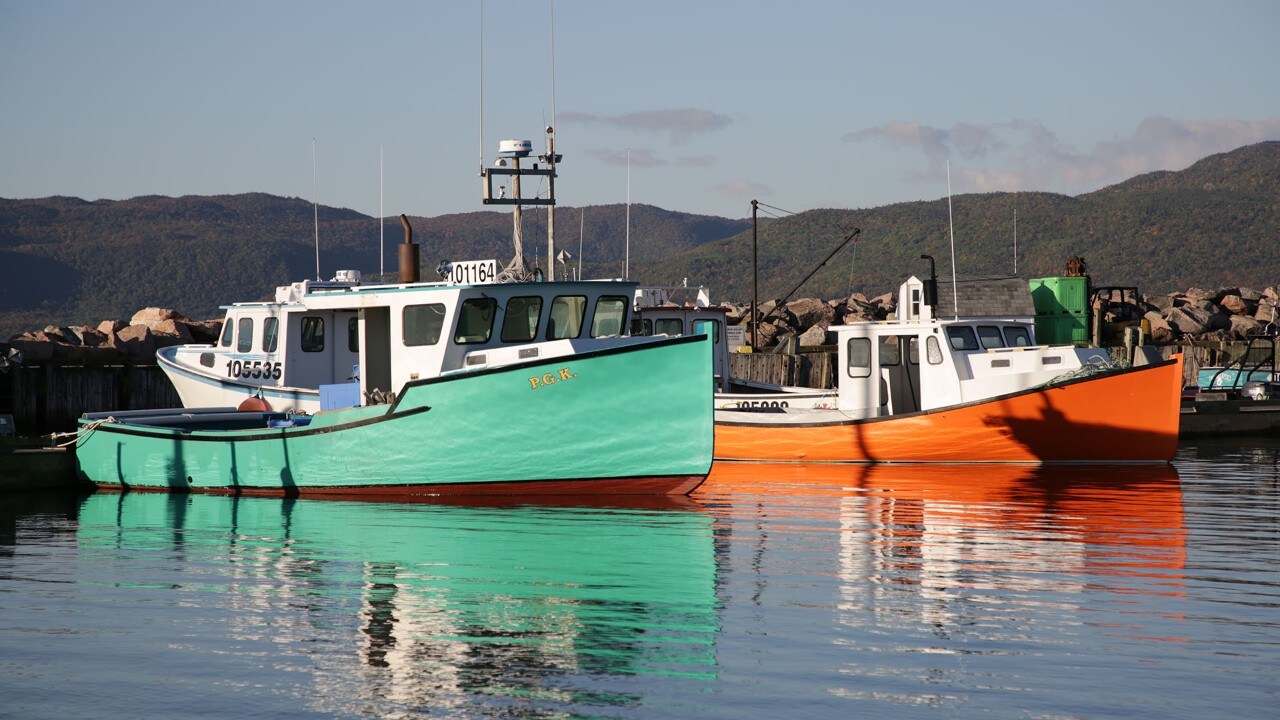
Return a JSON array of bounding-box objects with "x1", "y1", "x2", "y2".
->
[{"x1": 75, "y1": 335, "x2": 713, "y2": 495}]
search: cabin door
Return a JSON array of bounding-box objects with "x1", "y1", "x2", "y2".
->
[
  {"x1": 360, "y1": 307, "x2": 393, "y2": 397},
  {"x1": 334, "y1": 311, "x2": 360, "y2": 384},
  {"x1": 879, "y1": 335, "x2": 922, "y2": 414}
]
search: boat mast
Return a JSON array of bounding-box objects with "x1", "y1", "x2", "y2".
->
[
  {"x1": 475, "y1": 1, "x2": 560, "y2": 282},
  {"x1": 547, "y1": 0, "x2": 557, "y2": 276}
]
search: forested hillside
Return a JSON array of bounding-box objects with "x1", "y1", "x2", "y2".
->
[{"x1": 1, "y1": 142, "x2": 1276, "y2": 338}]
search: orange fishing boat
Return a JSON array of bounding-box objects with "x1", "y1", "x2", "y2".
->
[{"x1": 714, "y1": 274, "x2": 1184, "y2": 464}]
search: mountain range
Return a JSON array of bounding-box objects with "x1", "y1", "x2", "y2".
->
[{"x1": 2, "y1": 141, "x2": 1277, "y2": 339}]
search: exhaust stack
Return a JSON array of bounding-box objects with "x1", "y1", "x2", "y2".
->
[{"x1": 398, "y1": 214, "x2": 420, "y2": 283}]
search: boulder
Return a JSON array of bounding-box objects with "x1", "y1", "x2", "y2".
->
[
  {"x1": 76, "y1": 327, "x2": 109, "y2": 348},
  {"x1": 98, "y1": 320, "x2": 127, "y2": 336},
  {"x1": 1255, "y1": 300, "x2": 1277, "y2": 324},
  {"x1": 116, "y1": 324, "x2": 158, "y2": 358},
  {"x1": 1144, "y1": 294, "x2": 1174, "y2": 314},
  {"x1": 798, "y1": 325, "x2": 832, "y2": 347},
  {"x1": 151, "y1": 319, "x2": 195, "y2": 344},
  {"x1": 1228, "y1": 314, "x2": 1263, "y2": 338},
  {"x1": 1218, "y1": 294, "x2": 1252, "y2": 315},
  {"x1": 40, "y1": 326, "x2": 70, "y2": 344},
  {"x1": 786, "y1": 298, "x2": 834, "y2": 331},
  {"x1": 129, "y1": 307, "x2": 184, "y2": 331},
  {"x1": 186, "y1": 320, "x2": 223, "y2": 344},
  {"x1": 1239, "y1": 287, "x2": 1263, "y2": 302},
  {"x1": 1183, "y1": 288, "x2": 1214, "y2": 303},
  {"x1": 842, "y1": 305, "x2": 875, "y2": 323},
  {"x1": 1168, "y1": 306, "x2": 1211, "y2": 335},
  {"x1": 753, "y1": 321, "x2": 780, "y2": 348},
  {"x1": 1143, "y1": 311, "x2": 1177, "y2": 344}
]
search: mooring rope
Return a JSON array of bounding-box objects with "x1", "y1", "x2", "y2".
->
[{"x1": 50, "y1": 416, "x2": 117, "y2": 448}]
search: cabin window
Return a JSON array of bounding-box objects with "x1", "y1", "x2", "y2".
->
[
  {"x1": 908, "y1": 337, "x2": 920, "y2": 364},
  {"x1": 301, "y1": 317, "x2": 325, "y2": 352},
  {"x1": 926, "y1": 336, "x2": 943, "y2": 364},
  {"x1": 1004, "y1": 326, "x2": 1032, "y2": 347},
  {"x1": 693, "y1": 319, "x2": 720, "y2": 344},
  {"x1": 455, "y1": 297, "x2": 497, "y2": 344},
  {"x1": 546, "y1": 295, "x2": 586, "y2": 340},
  {"x1": 846, "y1": 337, "x2": 872, "y2": 378},
  {"x1": 655, "y1": 318, "x2": 683, "y2": 336},
  {"x1": 590, "y1": 296, "x2": 628, "y2": 337},
  {"x1": 879, "y1": 337, "x2": 901, "y2": 366},
  {"x1": 348, "y1": 317, "x2": 359, "y2": 352},
  {"x1": 501, "y1": 296, "x2": 543, "y2": 342},
  {"x1": 641, "y1": 319, "x2": 654, "y2": 335},
  {"x1": 946, "y1": 326, "x2": 979, "y2": 351},
  {"x1": 220, "y1": 318, "x2": 234, "y2": 347},
  {"x1": 237, "y1": 317, "x2": 254, "y2": 353},
  {"x1": 977, "y1": 325, "x2": 1005, "y2": 349},
  {"x1": 262, "y1": 318, "x2": 279, "y2": 353},
  {"x1": 404, "y1": 304, "x2": 446, "y2": 346}
]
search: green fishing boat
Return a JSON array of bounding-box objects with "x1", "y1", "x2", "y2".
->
[{"x1": 75, "y1": 334, "x2": 713, "y2": 496}]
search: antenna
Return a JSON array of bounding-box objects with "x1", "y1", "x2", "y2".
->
[
  {"x1": 625, "y1": 148, "x2": 631, "y2": 279},
  {"x1": 578, "y1": 207, "x2": 584, "y2": 280},
  {"x1": 946, "y1": 160, "x2": 958, "y2": 319},
  {"x1": 1013, "y1": 202, "x2": 1018, "y2": 275},
  {"x1": 380, "y1": 145, "x2": 385, "y2": 278},
  {"x1": 312, "y1": 137, "x2": 320, "y2": 281},
  {"x1": 478, "y1": 0, "x2": 485, "y2": 175}
]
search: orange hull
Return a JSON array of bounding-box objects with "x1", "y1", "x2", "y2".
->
[{"x1": 715, "y1": 354, "x2": 1184, "y2": 463}]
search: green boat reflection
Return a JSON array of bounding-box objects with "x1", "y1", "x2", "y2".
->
[{"x1": 73, "y1": 491, "x2": 720, "y2": 710}]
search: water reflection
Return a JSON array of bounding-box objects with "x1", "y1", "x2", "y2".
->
[
  {"x1": 698, "y1": 462, "x2": 1189, "y2": 706},
  {"x1": 72, "y1": 492, "x2": 719, "y2": 717}
]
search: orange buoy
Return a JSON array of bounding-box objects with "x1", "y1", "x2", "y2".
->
[{"x1": 237, "y1": 394, "x2": 272, "y2": 412}]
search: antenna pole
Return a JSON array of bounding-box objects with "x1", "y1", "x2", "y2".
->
[
  {"x1": 1013, "y1": 202, "x2": 1018, "y2": 275},
  {"x1": 947, "y1": 161, "x2": 958, "y2": 320},
  {"x1": 578, "y1": 207, "x2": 584, "y2": 280},
  {"x1": 312, "y1": 137, "x2": 320, "y2": 281},
  {"x1": 625, "y1": 148, "x2": 631, "y2": 279},
  {"x1": 478, "y1": 0, "x2": 485, "y2": 175},
  {"x1": 380, "y1": 145, "x2": 385, "y2": 278},
  {"x1": 751, "y1": 199, "x2": 758, "y2": 351}
]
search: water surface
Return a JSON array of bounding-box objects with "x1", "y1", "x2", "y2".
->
[{"x1": 2, "y1": 439, "x2": 1276, "y2": 718}]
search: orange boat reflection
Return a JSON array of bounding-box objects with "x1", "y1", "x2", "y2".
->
[{"x1": 699, "y1": 462, "x2": 1187, "y2": 576}]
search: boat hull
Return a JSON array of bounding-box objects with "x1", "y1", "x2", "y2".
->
[
  {"x1": 77, "y1": 335, "x2": 714, "y2": 495},
  {"x1": 714, "y1": 354, "x2": 1183, "y2": 463},
  {"x1": 157, "y1": 347, "x2": 321, "y2": 413}
]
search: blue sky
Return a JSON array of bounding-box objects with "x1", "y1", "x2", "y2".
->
[{"x1": 3, "y1": 0, "x2": 1278, "y2": 220}]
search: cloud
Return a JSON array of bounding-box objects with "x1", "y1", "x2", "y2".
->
[
  {"x1": 846, "y1": 116, "x2": 1280, "y2": 195},
  {"x1": 585, "y1": 147, "x2": 667, "y2": 167},
  {"x1": 676, "y1": 155, "x2": 716, "y2": 168},
  {"x1": 561, "y1": 108, "x2": 731, "y2": 143},
  {"x1": 712, "y1": 180, "x2": 772, "y2": 198},
  {"x1": 583, "y1": 149, "x2": 715, "y2": 169}
]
